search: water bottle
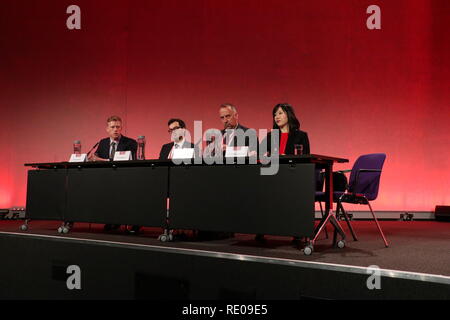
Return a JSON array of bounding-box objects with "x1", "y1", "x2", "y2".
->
[
  {"x1": 137, "y1": 136, "x2": 146, "y2": 160},
  {"x1": 73, "y1": 140, "x2": 81, "y2": 155}
]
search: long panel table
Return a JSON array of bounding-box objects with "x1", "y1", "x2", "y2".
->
[{"x1": 24, "y1": 155, "x2": 348, "y2": 252}]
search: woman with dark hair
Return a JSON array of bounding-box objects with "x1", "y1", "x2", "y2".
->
[
  {"x1": 263, "y1": 103, "x2": 310, "y2": 156},
  {"x1": 256, "y1": 103, "x2": 311, "y2": 243}
]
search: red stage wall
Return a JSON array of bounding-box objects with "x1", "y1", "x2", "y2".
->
[{"x1": 0, "y1": 0, "x2": 449, "y2": 211}]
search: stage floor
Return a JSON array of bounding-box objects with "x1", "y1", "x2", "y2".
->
[{"x1": 1, "y1": 219, "x2": 449, "y2": 278}]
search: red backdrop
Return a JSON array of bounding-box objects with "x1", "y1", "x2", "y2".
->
[{"x1": 0, "y1": 0, "x2": 449, "y2": 211}]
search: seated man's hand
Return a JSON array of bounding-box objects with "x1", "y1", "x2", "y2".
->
[{"x1": 88, "y1": 154, "x2": 107, "y2": 162}]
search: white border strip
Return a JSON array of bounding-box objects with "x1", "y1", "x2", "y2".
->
[{"x1": 1, "y1": 231, "x2": 449, "y2": 285}]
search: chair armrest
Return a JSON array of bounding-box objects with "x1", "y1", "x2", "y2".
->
[{"x1": 335, "y1": 169, "x2": 351, "y2": 174}]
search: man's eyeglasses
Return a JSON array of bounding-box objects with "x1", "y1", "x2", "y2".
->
[{"x1": 168, "y1": 126, "x2": 182, "y2": 133}]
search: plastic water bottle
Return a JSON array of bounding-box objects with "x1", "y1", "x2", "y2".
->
[
  {"x1": 73, "y1": 140, "x2": 81, "y2": 155},
  {"x1": 137, "y1": 136, "x2": 146, "y2": 160}
]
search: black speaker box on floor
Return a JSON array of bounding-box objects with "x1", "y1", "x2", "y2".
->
[{"x1": 435, "y1": 206, "x2": 450, "y2": 222}]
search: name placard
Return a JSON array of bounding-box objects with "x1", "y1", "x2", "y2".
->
[
  {"x1": 113, "y1": 151, "x2": 131, "y2": 161},
  {"x1": 69, "y1": 153, "x2": 87, "y2": 163},
  {"x1": 225, "y1": 146, "x2": 248, "y2": 158},
  {"x1": 173, "y1": 148, "x2": 195, "y2": 159}
]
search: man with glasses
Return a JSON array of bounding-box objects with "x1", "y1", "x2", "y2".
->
[{"x1": 159, "y1": 118, "x2": 198, "y2": 160}]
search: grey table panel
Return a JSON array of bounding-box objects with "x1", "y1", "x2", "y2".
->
[
  {"x1": 25, "y1": 169, "x2": 66, "y2": 221},
  {"x1": 169, "y1": 163, "x2": 315, "y2": 237},
  {"x1": 65, "y1": 166, "x2": 168, "y2": 227}
]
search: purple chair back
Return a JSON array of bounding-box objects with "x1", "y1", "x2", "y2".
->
[{"x1": 348, "y1": 153, "x2": 386, "y2": 201}]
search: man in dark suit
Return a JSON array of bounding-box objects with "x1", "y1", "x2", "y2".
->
[
  {"x1": 159, "y1": 118, "x2": 199, "y2": 160},
  {"x1": 89, "y1": 115, "x2": 137, "y2": 162},
  {"x1": 219, "y1": 103, "x2": 258, "y2": 156},
  {"x1": 88, "y1": 115, "x2": 139, "y2": 233}
]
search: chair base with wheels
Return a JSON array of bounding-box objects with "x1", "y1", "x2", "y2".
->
[{"x1": 338, "y1": 193, "x2": 388, "y2": 247}]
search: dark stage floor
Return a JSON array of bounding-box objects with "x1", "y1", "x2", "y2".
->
[{"x1": 1, "y1": 219, "x2": 449, "y2": 277}]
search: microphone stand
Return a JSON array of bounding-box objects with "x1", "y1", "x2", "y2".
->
[{"x1": 86, "y1": 141, "x2": 100, "y2": 160}]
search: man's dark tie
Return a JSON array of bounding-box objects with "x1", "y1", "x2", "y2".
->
[
  {"x1": 224, "y1": 130, "x2": 235, "y2": 146},
  {"x1": 223, "y1": 131, "x2": 230, "y2": 145},
  {"x1": 110, "y1": 142, "x2": 116, "y2": 160}
]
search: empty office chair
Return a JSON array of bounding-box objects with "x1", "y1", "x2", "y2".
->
[{"x1": 318, "y1": 153, "x2": 388, "y2": 247}]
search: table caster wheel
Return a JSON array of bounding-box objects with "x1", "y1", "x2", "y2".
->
[
  {"x1": 337, "y1": 240, "x2": 345, "y2": 249},
  {"x1": 159, "y1": 234, "x2": 168, "y2": 242},
  {"x1": 20, "y1": 224, "x2": 28, "y2": 231},
  {"x1": 303, "y1": 245, "x2": 313, "y2": 256}
]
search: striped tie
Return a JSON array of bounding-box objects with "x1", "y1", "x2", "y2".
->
[{"x1": 110, "y1": 142, "x2": 116, "y2": 160}]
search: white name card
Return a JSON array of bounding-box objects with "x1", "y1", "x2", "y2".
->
[
  {"x1": 225, "y1": 146, "x2": 249, "y2": 158},
  {"x1": 173, "y1": 148, "x2": 195, "y2": 159},
  {"x1": 113, "y1": 151, "x2": 132, "y2": 161},
  {"x1": 69, "y1": 153, "x2": 87, "y2": 163}
]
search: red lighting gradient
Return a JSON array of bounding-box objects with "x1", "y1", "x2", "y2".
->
[{"x1": 0, "y1": 0, "x2": 448, "y2": 211}]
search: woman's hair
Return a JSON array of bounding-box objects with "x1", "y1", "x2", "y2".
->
[{"x1": 272, "y1": 103, "x2": 300, "y2": 133}]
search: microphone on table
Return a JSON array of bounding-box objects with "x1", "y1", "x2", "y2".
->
[{"x1": 86, "y1": 141, "x2": 100, "y2": 158}]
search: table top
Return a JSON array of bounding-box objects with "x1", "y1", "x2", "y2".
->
[{"x1": 25, "y1": 154, "x2": 348, "y2": 169}]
